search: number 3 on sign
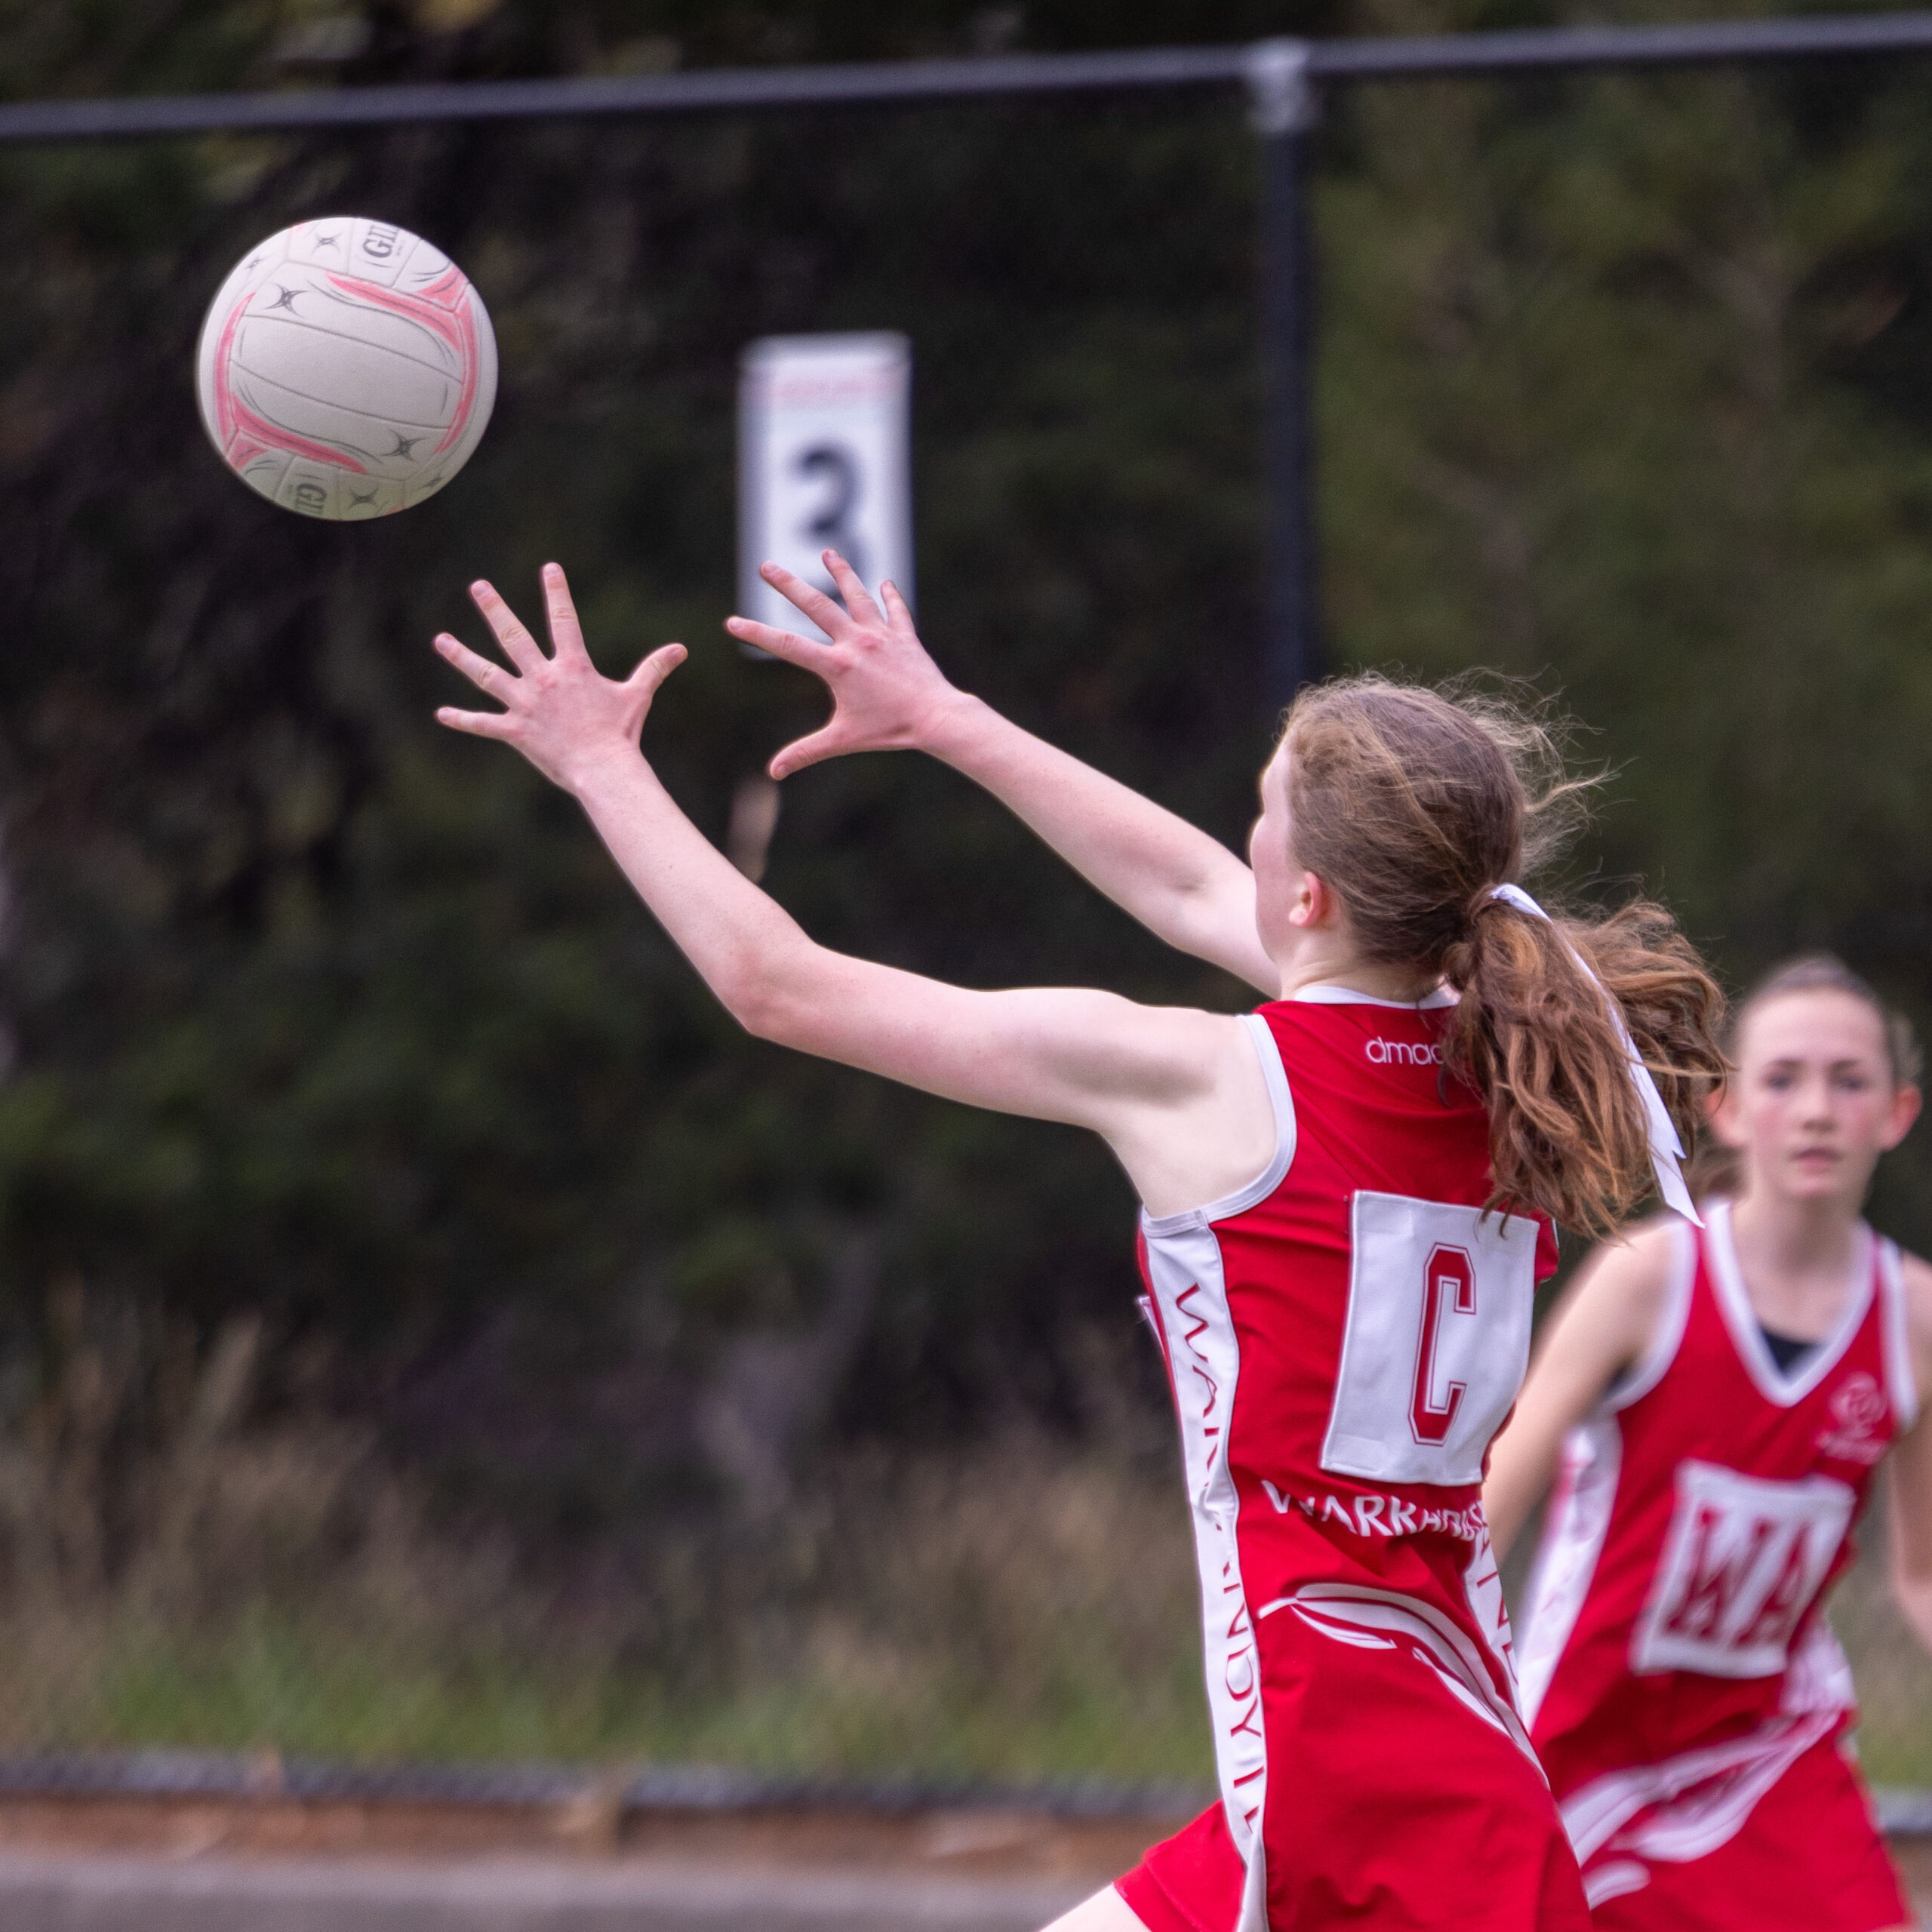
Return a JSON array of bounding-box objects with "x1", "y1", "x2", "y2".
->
[
  {"x1": 793, "y1": 442, "x2": 866, "y2": 585},
  {"x1": 738, "y1": 334, "x2": 914, "y2": 645},
  {"x1": 1321, "y1": 1193, "x2": 1537, "y2": 1487}
]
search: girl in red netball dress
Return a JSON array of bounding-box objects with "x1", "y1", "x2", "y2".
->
[
  {"x1": 1489, "y1": 958, "x2": 1932, "y2": 1930},
  {"x1": 434, "y1": 551, "x2": 1723, "y2": 1932}
]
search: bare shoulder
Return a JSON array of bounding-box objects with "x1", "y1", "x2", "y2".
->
[
  {"x1": 1091, "y1": 1004, "x2": 1276, "y2": 1220},
  {"x1": 1896, "y1": 1247, "x2": 1932, "y2": 1303},
  {"x1": 1090, "y1": 999, "x2": 1257, "y2": 1100},
  {"x1": 1540, "y1": 1213, "x2": 1687, "y2": 1377},
  {"x1": 1011, "y1": 990, "x2": 1248, "y2": 1100},
  {"x1": 1565, "y1": 1213, "x2": 1684, "y2": 1312},
  {"x1": 1895, "y1": 1248, "x2": 1932, "y2": 1398}
]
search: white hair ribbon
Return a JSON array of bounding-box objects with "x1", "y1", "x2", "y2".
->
[{"x1": 1487, "y1": 883, "x2": 1702, "y2": 1226}]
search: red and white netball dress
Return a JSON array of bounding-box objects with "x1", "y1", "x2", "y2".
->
[
  {"x1": 1516, "y1": 1199, "x2": 1917, "y2": 1929},
  {"x1": 1115, "y1": 991, "x2": 1591, "y2": 1932}
]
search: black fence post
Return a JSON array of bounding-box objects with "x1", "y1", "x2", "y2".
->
[{"x1": 1247, "y1": 40, "x2": 1321, "y2": 716}]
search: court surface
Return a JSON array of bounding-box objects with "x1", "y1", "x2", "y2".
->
[{"x1": 0, "y1": 1830, "x2": 1922, "y2": 1930}]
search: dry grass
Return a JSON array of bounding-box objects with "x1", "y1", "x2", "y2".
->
[
  {"x1": 0, "y1": 1295, "x2": 1921, "y2": 1792},
  {"x1": 0, "y1": 1298, "x2": 1212, "y2": 1780},
  {"x1": 1830, "y1": 1518, "x2": 1932, "y2": 1787},
  {"x1": 677, "y1": 1441, "x2": 1212, "y2": 1783},
  {"x1": 0, "y1": 1441, "x2": 1214, "y2": 1780}
]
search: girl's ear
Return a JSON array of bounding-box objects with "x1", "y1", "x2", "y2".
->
[
  {"x1": 1706, "y1": 1080, "x2": 1747, "y2": 1151},
  {"x1": 1881, "y1": 1082, "x2": 1923, "y2": 1152},
  {"x1": 1287, "y1": 870, "x2": 1335, "y2": 931}
]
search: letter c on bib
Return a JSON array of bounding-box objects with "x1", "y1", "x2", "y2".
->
[{"x1": 1411, "y1": 1244, "x2": 1475, "y2": 1446}]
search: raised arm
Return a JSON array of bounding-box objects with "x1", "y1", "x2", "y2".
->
[
  {"x1": 727, "y1": 554, "x2": 1278, "y2": 997},
  {"x1": 432, "y1": 566, "x2": 1277, "y2": 1220},
  {"x1": 1484, "y1": 1221, "x2": 1681, "y2": 1560},
  {"x1": 1887, "y1": 1253, "x2": 1932, "y2": 1657}
]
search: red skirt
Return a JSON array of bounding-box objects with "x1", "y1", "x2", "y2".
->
[
  {"x1": 1115, "y1": 1589, "x2": 1591, "y2": 1930},
  {"x1": 1573, "y1": 1722, "x2": 1909, "y2": 1932}
]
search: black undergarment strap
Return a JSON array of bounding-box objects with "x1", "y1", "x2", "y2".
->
[{"x1": 1760, "y1": 1321, "x2": 1818, "y2": 1375}]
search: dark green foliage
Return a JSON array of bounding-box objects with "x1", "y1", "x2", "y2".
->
[{"x1": 0, "y1": 0, "x2": 1928, "y2": 1545}]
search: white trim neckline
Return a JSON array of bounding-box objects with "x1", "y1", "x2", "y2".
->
[
  {"x1": 1291, "y1": 983, "x2": 1457, "y2": 1010},
  {"x1": 1704, "y1": 1198, "x2": 1874, "y2": 1408},
  {"x1": 1606, "y1": 1219, "x2": 1697, "y2": 1414},
  {"x1": 1877, "y1": 1241, "x2": 1920, "y2": 1430}
]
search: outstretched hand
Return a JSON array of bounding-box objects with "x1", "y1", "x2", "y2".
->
[
  {"x1": 727, "y1": 551, "x2": 965, "y2": 780},
  {"x1": 435, "y1": 564, "x2": 686, "y2": 792}
]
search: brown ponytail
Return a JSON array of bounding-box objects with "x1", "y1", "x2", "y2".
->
[{"x1": 1279, "y1": 675, "x2": 1726, "y2": 1238}]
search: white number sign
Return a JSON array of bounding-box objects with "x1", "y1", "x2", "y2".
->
[
  {"x1": 1321, "y1": 1192, "x2": 1538, "y2": 1487},
  {"x1": 738, "y1": 333, "x2": 913, "y2": 642}
]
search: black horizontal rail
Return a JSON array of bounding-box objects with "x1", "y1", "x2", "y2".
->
[
  {"x1": 0, "y1": 46, "x2": 1247, "y2": 143},
  {"x1": 0, "y1": 1748, "x2": 1923, "y2": 1834},
  {"x1": 1312, "y1": 8, "x2": 1932, "y2": 77},
  {"x1": 2, "y1": 11, "x2": 1931, "y2": 144},
  {"x1": 0, "y1": 1746, "x2": 1212, "y2": 1820}
]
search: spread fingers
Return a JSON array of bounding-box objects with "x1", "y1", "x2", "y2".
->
[
  {"x1": 541, "y1": 561, "x2": 589, "y2": 660},
  {"x1": 435, "y1": 706, "x2": 521, "y2": 740},
  {"x1": 469, "y1": 579, "x2": 547, "y2": 674},
  {"x1": 758, "y1": 561, "x2": 850, "y2": 637},
  {"x1": 435, "y1": 633, "x2": 520, "y2": 703},
  {"x1": 725, "y1": 616, "x2": 834, "y2": 666},
  {"x1": 823, "y1": 550, "x2": 884, "y2": 627}
]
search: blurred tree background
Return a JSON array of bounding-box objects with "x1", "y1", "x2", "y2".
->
[{"x1": 0, "y1": 0, "x2": 1928, "y2": 1776}]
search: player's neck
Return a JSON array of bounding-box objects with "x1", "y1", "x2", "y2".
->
[
  {"x1": 1726, "y1": 1186, "x2": 1865, "y2": 1324},
  {"x1": 1274, "y1": 937, "x2": 1439, "y2": 1006}
]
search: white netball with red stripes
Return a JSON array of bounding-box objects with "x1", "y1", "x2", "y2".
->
[{"x1": 195, "y1": 217, "x2": 497, "y2": 521}]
